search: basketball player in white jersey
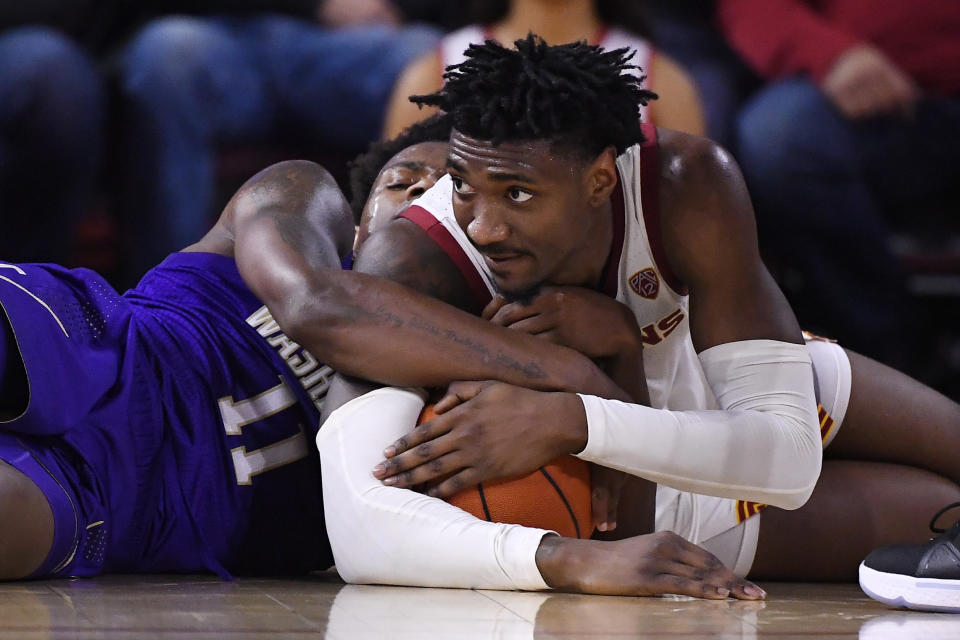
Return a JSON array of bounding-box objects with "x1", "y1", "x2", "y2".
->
[
  {"x1": 319, "y1": 36, "x2": 960, "y2": 587},
  {"x1": 382, "y1": 0, "x2": 704, "y2": 138}
]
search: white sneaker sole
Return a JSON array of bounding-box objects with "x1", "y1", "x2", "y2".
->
[{"x1": 860, "y1": 562, "x2": 960, "y2": 613}]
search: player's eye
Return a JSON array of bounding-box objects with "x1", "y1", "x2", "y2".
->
[
  {"x1": 507, "y1": 187, "x2": 533, "y2": 203},
  {"x1": 386, "y1": 182, "x2": 412, "y2": 191},
  {"x1": 452, "y1": 176, "x2": 475, "y2": 195}
]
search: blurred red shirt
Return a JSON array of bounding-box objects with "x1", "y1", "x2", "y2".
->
[{"x1": 716, "y1": 0, "x2": 960, "y2": 96}]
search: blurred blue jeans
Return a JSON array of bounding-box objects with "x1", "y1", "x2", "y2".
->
[
  {"x1": 0, "y1": 27, "x2": 104, "y2": 263},
  {"x1": 120, "y1": 14, "x2": 439, "y2": 277},
  {"x1": 735, "y1": 78, "x2": 960, "y2": 364},
  {"x1": 648, "y1": 14, "x2": 756, "y2": 147}
]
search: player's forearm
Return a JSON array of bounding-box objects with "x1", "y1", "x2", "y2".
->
[
  {"x1": 602, "y1": 343, "x2": 649, "y2": 406},
  {"x1": 575, "y1": 340, "x2": 822, "y2": 509},
  {"x1": 287, "y1": 269, "x2": 628, "y2": 399},
  {"x1": 318, "y1": 387, "x2": 553, "y2": 590},
  {"x1": 231, "y1": 187, "x2": 624, "y2": 399}
]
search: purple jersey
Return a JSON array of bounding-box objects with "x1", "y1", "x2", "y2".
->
[{"x1": 0, "y1": 253, "x2": 334, "y2": 577}]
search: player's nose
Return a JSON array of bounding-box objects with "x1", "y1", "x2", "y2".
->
[{"x1": 466, "y1": 203, "x2": 509, "y2": 247}]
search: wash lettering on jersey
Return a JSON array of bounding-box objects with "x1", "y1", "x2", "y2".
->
[{"x1": 245, "y1": 306, "x2": 334, "y2": 412}]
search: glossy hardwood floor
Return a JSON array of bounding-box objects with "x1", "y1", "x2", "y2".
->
[{"x1": 0, "y1": 572, "x2": 957, "y2": 639}]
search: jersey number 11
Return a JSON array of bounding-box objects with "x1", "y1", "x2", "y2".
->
[{"x1": 218, "y1": 379, "x2": 309, "y2": 485}]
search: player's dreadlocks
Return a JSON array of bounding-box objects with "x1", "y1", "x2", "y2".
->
[
  {"x1": 347, "y1": 114, "x2": 452, "y2": 223},
  {"x1": 412, "y1": 34, "x2": 656, "y2": 158}
]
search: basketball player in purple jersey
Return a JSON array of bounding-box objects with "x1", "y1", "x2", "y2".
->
[{"x1": 0, "y1": 145, "x2": 760, "y2": 598}]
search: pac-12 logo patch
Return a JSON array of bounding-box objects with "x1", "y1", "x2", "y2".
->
[{"x1": 629, "y1": 268, "x2": 660, "y2": 299}]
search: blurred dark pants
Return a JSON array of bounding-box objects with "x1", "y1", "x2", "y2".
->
[
  {"x1": 736, "y1": 78, "x2": 960, "y2": 366},
  {"x1": 119, "y1": 14, "x2": 439, "y2": 279},
  {"x1": 647, "y1": 13, "x2": 755, "y2": 147}
]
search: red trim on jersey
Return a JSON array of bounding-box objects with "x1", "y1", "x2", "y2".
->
[
  {"x1": 818, "y1": 405, "x2": 836, "y2": 443},
  {"x1": 601, "y1": 169, "x2": 626, "y2": 298},
  {"x1": 735, "y1": 499, "x2": 767, "y2": 524},
  {"x1": 400, "y1": 206, "x2": 493, "y2": 308},
  {"x1": 639, "y1": 123, "x2": 688, "y2": 295}
]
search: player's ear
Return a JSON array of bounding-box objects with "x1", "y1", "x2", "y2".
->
[{"x1": 585, "y1": 146, "x2": 618, "y2": 207}]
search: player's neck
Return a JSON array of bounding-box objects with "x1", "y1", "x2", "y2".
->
[
  {"x1": 493, "y1": 0, "x2": 603, "y2": 47},
  {"x1": 561, "y1": 199, "x2": 615, "y2": 291},
  {"x1": 590, "y1": 199, "x2": 616, "y2": 290}
]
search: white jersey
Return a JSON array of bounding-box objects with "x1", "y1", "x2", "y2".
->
[{"x1": 438, "y1": 25, "x2": 653, "y2": 123}]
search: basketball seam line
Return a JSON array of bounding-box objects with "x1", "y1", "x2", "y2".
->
[
  {"x1": 477, "y1": 483, "x2": 493, "y2": 521},
  {"x1": 538, "y1": 467, "x2": 581, "y2": 539}
]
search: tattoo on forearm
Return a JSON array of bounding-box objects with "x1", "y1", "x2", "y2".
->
[
  {"x1": 353, "y1": 221, "x2": 549, "y2": 382},
  {"x1": 374, "y1": 306, "x2": 547, "y2": 381}
]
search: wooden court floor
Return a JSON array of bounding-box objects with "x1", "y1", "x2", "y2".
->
[{"x1": 1, "y1": 571, "x2": 959, "y2": 639}]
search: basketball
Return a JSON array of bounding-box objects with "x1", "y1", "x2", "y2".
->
[{"x1": 419, "y1": 403, "x2": 593, "y2": 539}]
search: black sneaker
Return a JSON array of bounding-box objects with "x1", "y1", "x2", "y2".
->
[{"x1": 859, "y1": 502, "x2": 960, "y2": 612}]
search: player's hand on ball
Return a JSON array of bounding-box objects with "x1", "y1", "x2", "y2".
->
[
  {"x1": 536, "y1": 532, "x2": 766, "y2": 600},
  {"x1": 483, "y1": 287, "x2": 642, "y2": 360},
  {"x1": 431, "y1": 380, "x2": 497, "y2": 413},
  {"x1": 372, "y1": 382, "x2": 588, "y2": 496}
]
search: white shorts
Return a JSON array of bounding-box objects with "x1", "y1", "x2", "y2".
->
[{"x1": 655, "y1": 337, "x2": 852, "y2": 576}]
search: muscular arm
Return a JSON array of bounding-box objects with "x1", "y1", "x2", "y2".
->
[
  {"x1": 320, "y1": 216, "x2": 485, "y2": 417},
  {"x1": 658, "y1": 130, "x2": 802, "y2": 350},
  {"x1": 225, "y1": 160, "x2": 621, "y2": 400},
  {"x1": 569, "y1": 132, "x2": 821, "y2": 509}
]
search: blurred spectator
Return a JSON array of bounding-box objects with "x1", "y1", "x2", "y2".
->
[
  {"x1": 382, "y1": 0, "x2": 706, "y2": 139},
  {"x1": 717, "y1": 0, "x2": 960, "y2": 369},
  {"x1": 0, "y1": 4, "x2": 107, "y2": 263},
  {"x1": 643, "y1": 0, "x2": 756, "y2": 146},
  {"x1": 117, "y1": 0, "x2": 440, "y2": 279}
]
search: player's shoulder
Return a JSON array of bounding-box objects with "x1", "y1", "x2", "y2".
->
[
  {"x1": 649, "y1": 129, "x2": 758, "y2": 281},
  {"x1": 198, "y1": 160, "x2": 342, "y2": 257},
  {"x1": 653, "y1": 128, "x2": 750, "y2": 224},
  {"x1": 655, "y1": 128, "x2": 738, "y2": 190},
  {"x1": 618, "y1": 128, "x2": 736, "y2": 204},
  {"x1": 355, "y1": 212, "x2": 478, "y2": 313},
  {"x1": 134, "y1": 252, "x2": 259, "y2": 319}
]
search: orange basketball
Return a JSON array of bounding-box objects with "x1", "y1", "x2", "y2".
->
[{"x1": 419, "y1": 403, "x2": 592, "y2": 538}]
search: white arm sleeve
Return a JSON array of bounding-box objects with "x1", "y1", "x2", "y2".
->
[
  {"x1": 576, "y1": 340, "x2": 822, "y2": 510},
  {"x1": 316, "y1": 387, "x2": 553, "y2": 591}
]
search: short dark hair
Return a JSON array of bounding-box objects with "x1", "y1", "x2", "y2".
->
[
  {"x1": 412, "y1": 34, "x2": 656, "y2": 158},
  {"x1": 347, "y1": 114, "x2": 453, "y2": 222}
]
